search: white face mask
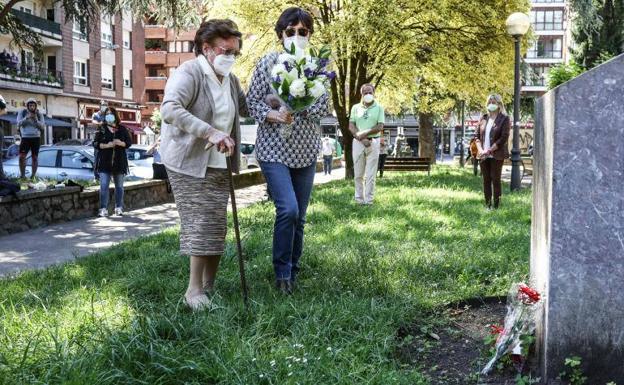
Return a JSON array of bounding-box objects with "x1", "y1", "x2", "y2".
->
[
  {"x1": 206, "y1": 50, "x2": 236, "y2": 76},
  {"x1": 487, "y1": 103, "x2": 498, "y2": 112},
  {"x1": 363, "y1": 94, "x2": 374, "y2": 104},
  {"x1": 283, "y1": 36, "x2": 309, "y2": 52}
]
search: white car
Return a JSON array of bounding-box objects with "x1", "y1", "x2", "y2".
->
[
  {"x1": 3, "y1": 145, "x2": 140, "y2": 181},
  {"x1": 240, "y1": 141, "x2": 259, "y2": 169}
]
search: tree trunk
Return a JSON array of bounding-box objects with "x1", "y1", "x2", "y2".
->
[
  {"x1": 418, "y1": 112, "x2": 436, "y2": 164},
  {"x1": 337, "y1": 113, "x2": 354, "y2": 179}
]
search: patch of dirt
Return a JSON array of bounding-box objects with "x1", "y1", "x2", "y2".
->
[{"x1": 395, "y1": 297, "x2": 538, "y2": 385}]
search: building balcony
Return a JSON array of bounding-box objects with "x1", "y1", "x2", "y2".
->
[
  {"x1": 145, "y1": 50, "x2": 167, "y2": 65},
  {"x1": 144, "y1": 25, "x2": 166, "y2": 39},
  {"x1": 166, "y1": 29, "x2": 195, "y2": 42},
  {"x1": 0, "y1": 63, "x2": 64, "y2": 90},
  {"x1": 145, "y1": 76, "x2": 167, "y2": 90},
  {"x1": 166, "y1": 52, "x2": 194, "y2": 67},
  {"x1": 11, "y1": 9, "x2": 62, "y2": 43},
  {"x1": 141, "y1": 102, "x2": 162, "y2": 118}
]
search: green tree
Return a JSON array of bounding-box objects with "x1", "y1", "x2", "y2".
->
[
  {"x1": 212, "y1": 0, "x2": 528, "y2": 176},
  {"x1": 150, "y1": 107, "x2": 162, "y2": 134},
  {"x1": 572, "y1": 0, "x2": 624, "y2": 69},
  {"x1": 0, "y1": 0, "x2": 203, "y2": 53}
]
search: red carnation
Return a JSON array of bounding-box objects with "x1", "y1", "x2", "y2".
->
[{"x1": 518, "y1": 284, "x2": 541, "y2": 303}]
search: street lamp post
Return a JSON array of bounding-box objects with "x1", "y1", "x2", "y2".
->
[
  {"x1": 459, "y1": 100, "x2": 465, "y2": 167},
  {"x1": 505, "y1": 12, "x2": 531, "y2": 191}
]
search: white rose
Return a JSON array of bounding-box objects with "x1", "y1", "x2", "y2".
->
[
  {"x1": 304, "y1": 61, "x2": 318, "y2": 73},
  {"x1": 271, "y1": 63, "x2": 287, "y2": 78},
  {"x1": 284, "y1": 67, "x2": 299, "y2": 82},
  {"x1": 289, "y1": 79, "x2": 307, "y2": 98},
  {"x1": 309, "y1": 80, "x2": 326, "y2": 98},
  {"x1": 278, "y1": 53, "x2": 296, "y2": 65}
]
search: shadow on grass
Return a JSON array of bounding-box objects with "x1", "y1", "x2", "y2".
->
[{"x1": 0, "y1": 167, "x2": 532, "y2": 384}]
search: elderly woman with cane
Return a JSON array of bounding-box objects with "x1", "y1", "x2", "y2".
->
[{"x1": 160, "y1": 19, "x2": 248, "y2": 311}]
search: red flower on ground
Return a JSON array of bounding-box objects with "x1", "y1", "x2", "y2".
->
[
  {"x1": 518, "y1": 284, "x2": 541, "y2": 303},
  {"x1": 489, "y1": 324, "x2": 504, "y2": 335}
]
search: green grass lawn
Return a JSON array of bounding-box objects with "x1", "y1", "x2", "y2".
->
[{"x1": 0, "y1": 167, "x2": 531, "y2": 385}]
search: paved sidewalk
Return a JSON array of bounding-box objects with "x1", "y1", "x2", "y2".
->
[{"x1": 0, "y1": 168, "x2": 345, "y2": 278}]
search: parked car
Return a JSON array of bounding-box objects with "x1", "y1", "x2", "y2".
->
[
  {"x1": 126, "y1": 145, "x2": 154, "y2": 179},
  {"x1": 2, "y1": 135, "x2": 17, "y2": 159},
  {"x1": 3, "y1": 145, "x2": 139, "y2": 181},
  {"x1": 240, "y1": 141, "x2": 259, "y2": 169}
]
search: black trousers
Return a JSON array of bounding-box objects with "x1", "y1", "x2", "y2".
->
[
  {"x1": 378, "y1": 154, "x2": 388, "y2": 177},
  {"x1": 479, "y1": 158, "x2": 504, "y2": 206}
]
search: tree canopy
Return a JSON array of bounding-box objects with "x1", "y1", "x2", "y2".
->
[{"x1": 214, "y1": 0, "x2": 529, "y2": 172}]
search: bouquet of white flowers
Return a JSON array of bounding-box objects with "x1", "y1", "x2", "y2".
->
[{"x1": 270, "y1": 44, "x2": 335, "y2": 138}]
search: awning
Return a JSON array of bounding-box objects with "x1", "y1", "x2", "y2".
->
[
  {"x1": 0, "y1": 113, "x2": 17, "y2": 124},
  {"x1": 124, "y1": 123, "x2": 144, "y2": 135},
  {"x1": 0, "y1": 113, "x2": 71, "y2": 127},
  {"x1": 44, "y1": 116, "x2": 72, "y2": 127}
]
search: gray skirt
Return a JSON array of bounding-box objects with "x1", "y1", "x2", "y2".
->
[{"x1": 167, "y1": 167, "x2": 229, "y2": 256}]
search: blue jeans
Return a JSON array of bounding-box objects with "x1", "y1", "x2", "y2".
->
[
  {"x1": 260, "y1": 161, "x2": 316, "y2": 280},
  {"x1": 99, "y1": 172, "x2": 124, "y2": 209},
  {"x1": 323, "y1": 155, "x2": 332, "y2": 175}
]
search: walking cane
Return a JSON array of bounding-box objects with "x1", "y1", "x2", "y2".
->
[{"x1": 226, "y1": 155, "x2": 249, "y2": 306}]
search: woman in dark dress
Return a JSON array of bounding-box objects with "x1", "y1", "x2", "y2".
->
[{"x1": 93, "y1": 107, "x2": 132, "y2": 217}]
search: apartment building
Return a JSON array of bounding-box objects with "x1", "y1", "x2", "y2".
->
[
  {"x1": 141, "y1": 21, "x2": 195, "y2": 125},
  {"x1": 523, "y1": 0, "x2": 573, "y2": 95},
  {"x1": 0, "y1": 0, "x2": 145, "y2": 144}
]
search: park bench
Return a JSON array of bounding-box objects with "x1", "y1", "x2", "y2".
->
[
  {"x1": 383, "y1": 157, "x2": 431, "y2": 176},
  {"x1": 503, "y1": 156, "x2": 533, "y2": 177}
]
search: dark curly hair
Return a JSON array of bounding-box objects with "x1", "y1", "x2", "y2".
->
[
  {"x1": 193, "y1": 19, "x2": 242, "y2": 57},
  {"x1": 274, "y1": 7, "x2": 314, "y2": 39}
]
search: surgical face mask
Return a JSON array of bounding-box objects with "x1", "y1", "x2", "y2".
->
[
  {"x1": 363, "y1": 94, "x2": 374, "y2": 104},
  {"x1": 283, "y1": 36, "x2": 309, "y2": 52},
  {"x1": 487, "y1": 103, "x2": 498, "y2": 112},
  {"x1": 105, "y1": 114, "x2": 116, "y2": 124},
  {"x1": 206, "y1": 50, "x2": 236, "y2": 76}
]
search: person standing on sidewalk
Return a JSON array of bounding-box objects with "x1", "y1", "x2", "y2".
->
[
  {"x1": 474, "y1": 94, "x2": 510, "y2": 210},
  {"x1": 91, "y1": 100, "x2": 108, "y2": 180},
  {"x1": 349, "y1": 84, "x2": 385, "y2": 204},
  {"x1": 17, "y1": 98, "x2": 45, "y2": 179},
  {"x1": 160, "y1": 19, "x2": 248, "y2": 310},
  {"x1": 247, "y1": 7, "x2": 329, "y2": 294},
  {"x1": 321, "y1": 136, "x2": 334, "y2": 175},
  {"x1": 93, "y1": 107, "x2": 132, "y2": 217}
]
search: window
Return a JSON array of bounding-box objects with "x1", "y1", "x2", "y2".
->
[
  {"x1": 527, "y1": 38, "x2": 562, "y2": 59},
  {"x1": 102, "y1": 64, "x2": 114, "y2": 90},
  {"x1": 74, "y1": 60, "x2": 88, "y2": 85},
  {"x1": 101, "y1": 22, "x2": 113, "y2": 47},
  {"x1": 168, "y1": 41, "x2": 175, "y2": 52},
  {"x1": 28, "y1": 149, "x2": 57, "y2": 167},
  {"x1": 123, "y1": 30, "x2": 132, "y2": 49},
  {"x1": 531, "y1": 10, "x2": 564, "y2": 31},
  {"x1": 61, "y1": 150, "x2": 92, "y2": 169},
  {"x1": 123, "y1": 69, "x2": 132, "y2": 87},
  {"x1": 73, "y1": 18, "x2": 88, "y2": 41},
  {"x1": 19, "y1": 6, "x2": 33, "y2": 14}
]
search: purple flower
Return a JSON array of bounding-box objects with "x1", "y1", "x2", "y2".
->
[
  {"x1": 304, "y1": 68, "x2": 314, "y2": 78},
  {"x1": 318, "y1": 58, "x2": 329, "y2": 69},
  {"x1": 288, "y1": 95, "x2": 294, "y2": 101},
  {"x1": 273, "y1": 76, "x2": 281, "y2": 83},
  {"x1": 283, "y1": 62, "x2": 292, "y2": 72},
  {"x1": 327, "y1": 71, "x2": 336, "y2": 81}
]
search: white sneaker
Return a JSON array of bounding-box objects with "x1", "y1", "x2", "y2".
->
[
  {"x1": 98, "y1": 208, "x2": 108, "y2": 217},
  {"x1": 114, "y1": 207, "x2": 123, "y2": 216}
]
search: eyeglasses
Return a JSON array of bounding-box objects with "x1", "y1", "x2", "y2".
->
[
  {"x1": 213, "y1": 45, "x2": 241, "y2": 57},
  {"x1": 284, "y1": 27, "x2": 310, "y2": 38}
]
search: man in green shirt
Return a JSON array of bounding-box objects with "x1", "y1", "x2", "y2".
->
[{"x1": 349, "y1": 84, "x2": 385, "y2": 205}]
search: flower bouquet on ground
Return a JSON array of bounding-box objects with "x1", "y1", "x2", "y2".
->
[
  {"x1": 481, "y1": 283, "x2": 541, "y2": 375},
  {"x1": 270, "y1": 44, "x2": 336, "y2": 139}
]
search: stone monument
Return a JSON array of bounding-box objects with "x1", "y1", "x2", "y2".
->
[{"x1": 531, "y1": 54, "x2": 624, "y2": 383}]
